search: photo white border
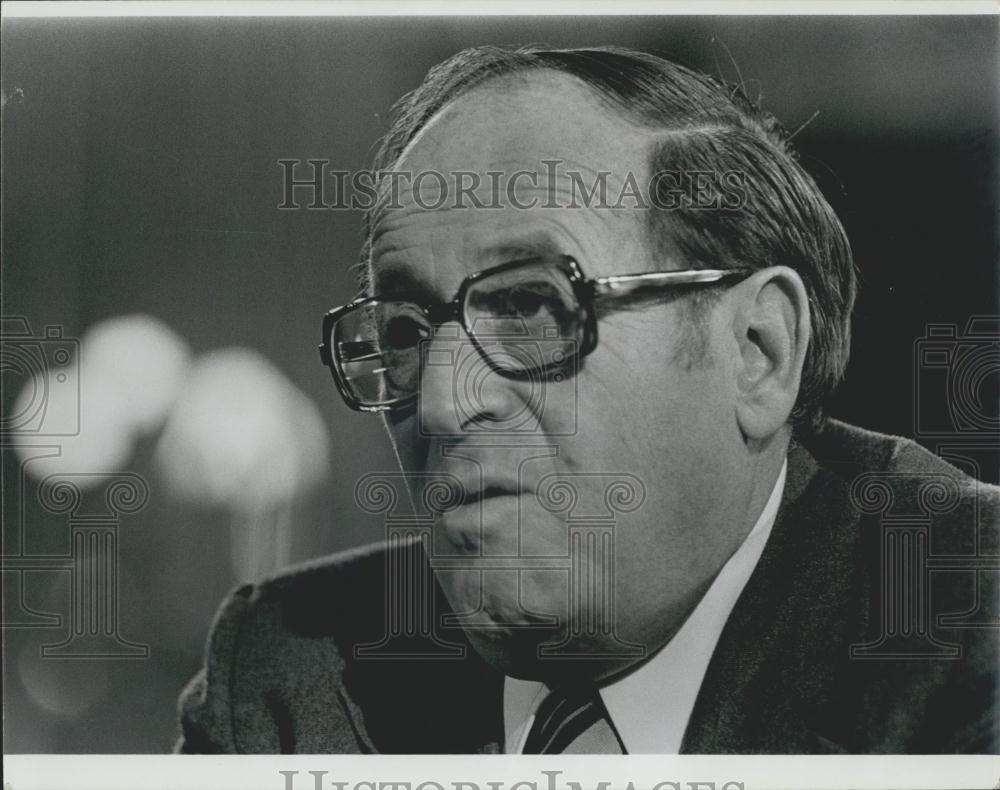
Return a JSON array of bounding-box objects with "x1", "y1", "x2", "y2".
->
[
  {"x1": 4, "y1": 754, "x2": 1000, "y2": 790},
  {"x1": 2, "y1": 3, "x2": 997, "y2": 790},
  {"x1": 2, "y1": 0, "x2": 998, "y2": 17}
]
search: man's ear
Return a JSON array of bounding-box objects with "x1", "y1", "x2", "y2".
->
[{"x1": 732, "y1": 266, "x2": 811, "y2": 442}]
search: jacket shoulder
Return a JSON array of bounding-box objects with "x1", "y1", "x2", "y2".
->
[
  {"x1": 811, "y1": 418, "x2": 998, "y2": 496},
  {"x1": 249, "y1": 540, "x2": 393, "y2": 633},
  {"x1": 176, "y1": 541, "x2": 391, "y2": 753},
  {"x1": 795, "y1": 419, "x2": 998, "y2": 752}
]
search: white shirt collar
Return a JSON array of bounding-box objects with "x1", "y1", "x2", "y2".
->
[{"x1": 503, "y1": 458, "x2": 788, "y2": 754}]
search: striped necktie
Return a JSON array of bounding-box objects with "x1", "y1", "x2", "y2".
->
[{"x1": 522, "y1": 685, "x2": 625, "y2": 754}]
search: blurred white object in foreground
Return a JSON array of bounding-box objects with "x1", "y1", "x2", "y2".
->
[
  {"x1": 81, "y1": 314, "x2": 192, "y2": 434},
  {"x1": 12, "y1": 315, "x2": 191, "y2": 486},
  {"x1": 153, "y1": 348, "x2": 331, "y2": 579}
]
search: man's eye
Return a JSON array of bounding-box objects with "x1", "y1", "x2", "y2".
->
[
  {"x1": 509, "y1": 288, "x2": 545, "y2": 316},
  {"x1": 383, "y1": 316, "x2": 430, "y2": 349},
  {"x1": 497, "y1": 283, "x2": 557, "y2": 317}
]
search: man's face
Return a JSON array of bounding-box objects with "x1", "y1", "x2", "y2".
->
[{"x1": 370, "y1": 73, "x2": 756, "y2": 682}]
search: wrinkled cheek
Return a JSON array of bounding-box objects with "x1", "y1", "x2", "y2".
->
[
  {"x1": 382, "y1": 413, "x2": 426, "y2": 471},
  {"x1": 517, "y1": 568, "x2": 568, "y2": 621}
]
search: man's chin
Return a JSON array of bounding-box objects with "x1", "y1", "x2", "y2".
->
[
  {"x1": 461, "y1": 622, "x2": 638, "y2": 685},
  {"x1": 437, "y1": 574, "x2": 644, "y2": 680},
  {"x1": 463, "y1": 626, "x2": 568, "y2": 681}
]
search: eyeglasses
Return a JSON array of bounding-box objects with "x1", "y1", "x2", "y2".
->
[{"x1": 319, "y1": 255, "x2": 751, "y2": 412}]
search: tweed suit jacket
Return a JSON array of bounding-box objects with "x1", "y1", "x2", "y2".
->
[{"x1": 176, "y1": 420, "x2": 999, "y2": 753}]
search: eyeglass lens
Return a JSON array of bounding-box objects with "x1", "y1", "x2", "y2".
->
[{"x1": 332, "y1": 261, "x2": 585, "y2": 407}]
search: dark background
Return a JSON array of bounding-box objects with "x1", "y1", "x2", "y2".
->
[{"x1": 2, "y1": 15, "x2": 997, "y2": 752}]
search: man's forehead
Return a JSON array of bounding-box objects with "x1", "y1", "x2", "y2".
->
[
  {"x1": 392, "y1": 71, "x2": 651, "y2": 177},
  {"x1": 365, "y1": 73, "x2": 657, "y2": 296}
]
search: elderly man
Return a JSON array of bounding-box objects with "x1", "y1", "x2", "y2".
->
[{"x1": 177, "y1": 46, "x2": 998, "y2": 754}]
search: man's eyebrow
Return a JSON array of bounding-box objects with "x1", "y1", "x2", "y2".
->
[
  {"x1": 371, "y1": 265, "x2": 436, "y2": 303},
  {"x1": 473, "y1": 234, "x2": 564, "y2": 264}
]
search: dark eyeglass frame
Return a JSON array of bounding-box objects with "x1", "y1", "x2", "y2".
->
[{"x1": 319, "y1": 255, "x2": 752, "y2": 412}]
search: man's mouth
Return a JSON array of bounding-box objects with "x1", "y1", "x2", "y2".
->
[
  {"x1": 434, "y1": 471, "x2": 525, "y2": 509},
  {"x1": 461, "y1": 484, "x2": 520, "y2": 507},
  {"x1": 433, "y1": 476, "x2": 526, "y2": 552}
]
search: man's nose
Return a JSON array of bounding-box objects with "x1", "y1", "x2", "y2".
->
[{"x1": 417, "y1": 322, "x2": 529, "y2": 436}]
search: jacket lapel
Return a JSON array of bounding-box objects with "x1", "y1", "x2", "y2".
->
[{"x1": 682, "y1": 438, "x2": 861, "y2": 753}]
